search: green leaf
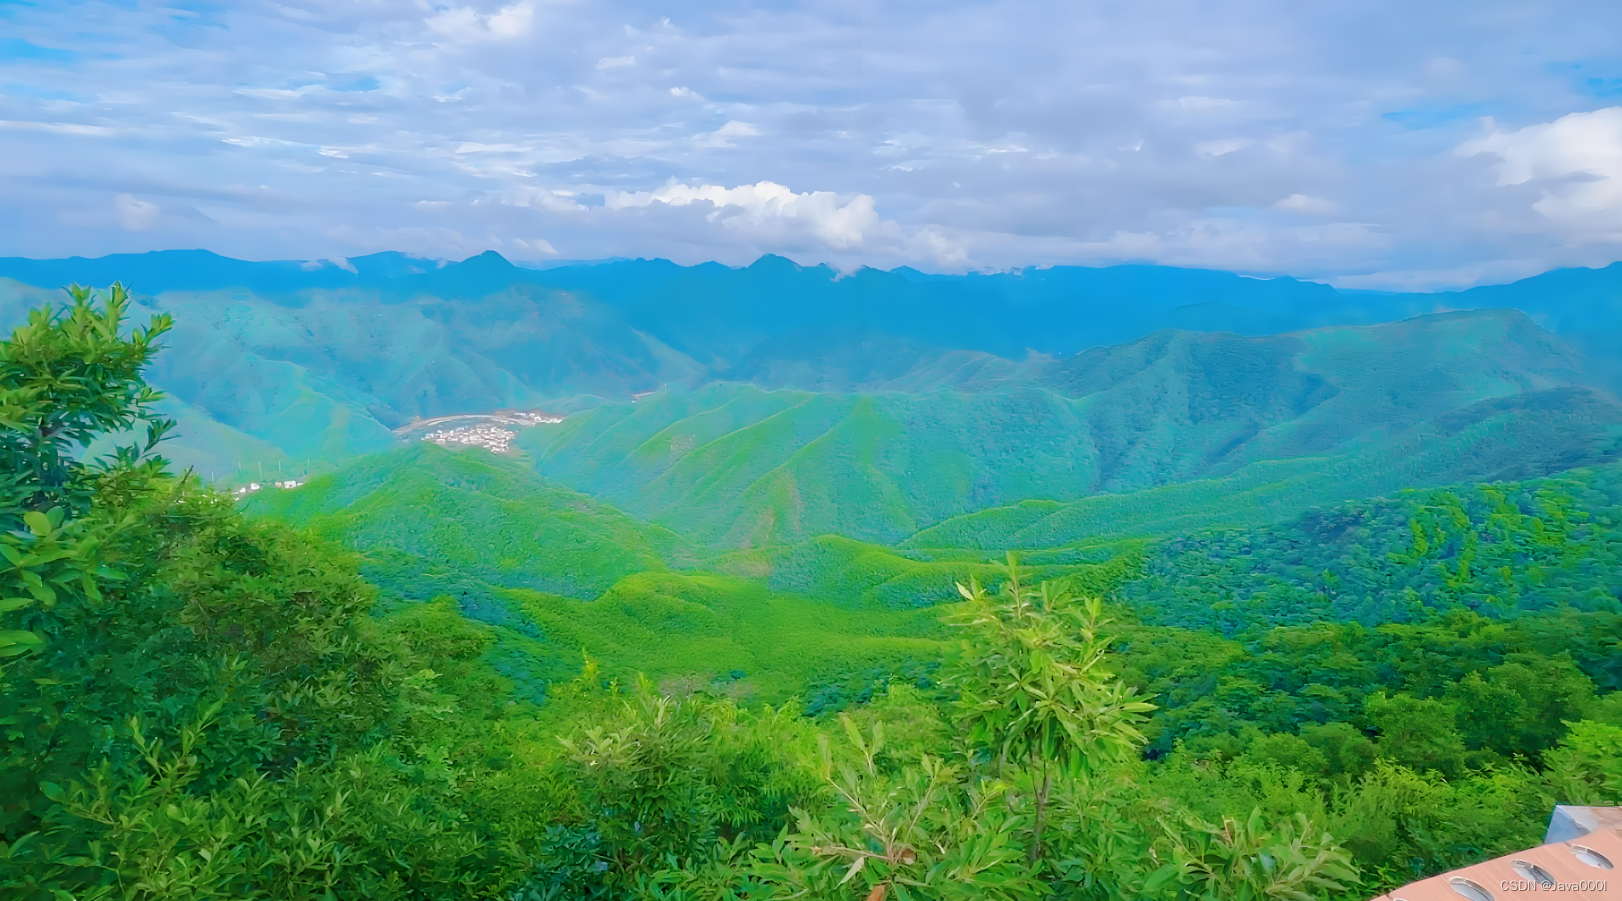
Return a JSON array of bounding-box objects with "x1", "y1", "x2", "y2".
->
[
  {"x1": 0, "y1": 630, "x2": 45, "y2": 656},
  {"x1": 22, "y1": 511, "x2": 50, "y2": 537}
]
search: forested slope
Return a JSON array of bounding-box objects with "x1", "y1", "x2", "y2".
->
[
  {"x1": 3, "y1": 250, "x2": 1620, "y2": 485},
  {"x1": 522, "y1": 312, "x2": 1621, "y2": 548},
  {"x1": 5, "y1": 282, "x2": 1622, "y2": 901}
]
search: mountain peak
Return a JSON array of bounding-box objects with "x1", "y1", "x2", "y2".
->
[
  {"x1": 459, "y1": 250, "x2": 514, "y2": 269},
  {"x1": 747, "y1": 254, "x2": 802, "y2": 272}
]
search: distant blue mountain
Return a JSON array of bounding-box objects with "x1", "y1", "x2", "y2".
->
[
  {"x1": 12, "y1": 249, "x2": 1616, "y2": 360},
  {"x1": 2, "y1": 249, "x2": 1619, "y2": 480}
]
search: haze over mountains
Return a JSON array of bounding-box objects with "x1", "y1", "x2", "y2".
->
[{"x1": 2, "y1": 249, "x2": 1620, "y2": 547}]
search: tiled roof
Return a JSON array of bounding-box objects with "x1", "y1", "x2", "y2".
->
[{"x1": 1370, "y1": 818, "x2": 1619, "y2": 901}]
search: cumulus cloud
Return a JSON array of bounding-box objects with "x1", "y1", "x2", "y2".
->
[
  {"x1": 693, "y1": 121, "x2": 761, "y2": 149},
  {"x1": 427, "y1": 1, "x2": 537, "y2": 41},
  {"x1": 1457, "y1": 107, "x2": 1622, "y2": 239},
  {"x1": 115, "y1": 194, "x2": 160, "y2": 231},
  {"x1": 598, "y1": 180, "x2": 967, "y2": 264},
  {"x1": 1, "y1": 0, "x2": 1620, "y2": 285},
  {"x1": 607, "y1": 181, "x2": 880, "y2": 251}
]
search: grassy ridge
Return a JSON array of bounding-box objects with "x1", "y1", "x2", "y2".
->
[
  {"x1": 245, "y1": 443, "x2": 696, "y2": 600},
  {"x1": 1124, "y1": 461, "x2": 1622, "y2": 641},
  {"x1": 714, "y1": 533, "x2": 1142, "y2": 608},
  {"x1": 21, "y1": 270, "x2": 1622, "y2": 901},
  {"x1": 245, "y1": 440, "x2": 1622, "y2": 721},
  {"x1": 906, "y1": 386, "x2": 1622, "y2": 549},
  {"x1": 244, "y1": 441, "x2": 1149, "y2": 707},
  {"x1": 520, "y1": 313, "x2": 1619, "y2": 549},
  {"x1": 501, "y1": 573, "x2": 950, "y2": 704}
]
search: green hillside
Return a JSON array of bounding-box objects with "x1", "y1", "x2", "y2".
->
[
  {"x1": 1123, "y1": 461, "x2": 1622, "y2": 640},
  {"x1": 230, "y1": 430, "x2": 1622, "y2": 895},
  {"x1": 244, "y1": 442, "x2": 697, "y2": 601},
  {"x1": 4, "y1": 259, "x2": 1616, "y2": 501},
  {"x1": 11, "y1": 282, "x2": 1622, "y2": 901},
  {"x1": 243, "y1": 441, "x2": 1149, "y2": 705},
  {"x1": 497, "y1": 574, "x2": 951, "y2": 705},
  {"x1": 907, "y1": 385, "x2": 1622, "y2": 549},
  {"x1": 0, "y1": 276, "x2": 710, "y2": 480},
  {"x1": 713, "y1": 533, "x2": 1141, "y2": 609},
  {"x1": 519, "y1": 312, "x2": 1620, "y2": 548}
]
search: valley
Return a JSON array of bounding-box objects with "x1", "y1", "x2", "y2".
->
[
  {"x1": 4, "y1": 256, "x2": 1621, "y2": 900},
  {"x1": 8, "y1": 1, "x2": 1621, "y2": 896},
  {"x1": 4, "y1": 252, "x2": 1621, "y2": 490}
]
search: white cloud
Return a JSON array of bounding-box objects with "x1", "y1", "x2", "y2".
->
[
  {"x1": 1425, "y1": 56, "x2": 1467, "y2": 81},
  {"x1": 512, "y1": 237, "x2": 559, "y2": 254},
  {"x1": 4, "y1": 0, "x2": 1622, "y2": 282},
  {"x1": 1274, "y1": 193, "x2": 1338, "y2": 215},
  {"x1": 595, "y1": 180, "x2": 969, "y2": 264},
  {"x1": 1194, "y1": 137, "x2": 1252, "y2": 157},
  {"x1": 0, "y1": 119, "x2": 118, "y2": 137},
  {"x1": 693, "y1": 121, "x2": 761, "y2": 149},
  {"x1": 115, "y1": 193, "x2": 159, "y2": 231},
  {"x1": 607, "y1": 180, "x2": 878, "y2": 251},
  {"x1": 487, "y1": 2, "x2": 536, "y2": 36},
  {"x1": 1457, "y1": 106, "x2": 1622, "y2": 239},
  {"x1": 454, "y1": 142, "x2": 525, "y2": 154},
  {"x1": 427, "y1": 1, "x2": 536, "y2": 41}
]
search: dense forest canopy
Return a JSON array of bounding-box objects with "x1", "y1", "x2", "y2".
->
[{"x1": 2, "y1": 285, "x2": 1620, "y2": 900}]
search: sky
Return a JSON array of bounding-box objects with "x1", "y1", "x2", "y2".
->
[{"x1": 1, "y1": 0, "x2": 1620, "y2": 288}]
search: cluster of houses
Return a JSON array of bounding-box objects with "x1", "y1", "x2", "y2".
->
[
  {"x1": 232, "y1": 478, "x2": 305, "y2": 497},
  {"x1": 423, "y1": 424, "x2": 521, "y2": 454},
  {"x1": 225, "y1": 411, "x2": 563, "y2": 494},
  {"x1": 506, "y1": 411, "x2": 565, "y2": 425}
]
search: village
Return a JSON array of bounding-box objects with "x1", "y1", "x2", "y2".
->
[
  {"x1": 422, "y1": 423, "x2": 522, "y2": 454},
  {"x1": 232, "y1": 478, "x2": 304, "y2": 497},
  {"x1": 230, "y1": 410, "x2": 565, "y2": 495},
  {"x1": 413, "y1": 408, "x2": 567, "y2": 454}
]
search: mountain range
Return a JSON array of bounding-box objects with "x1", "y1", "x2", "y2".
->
[{"x1": 2, "y1": 248, "x2": 1621, "y2": 548}]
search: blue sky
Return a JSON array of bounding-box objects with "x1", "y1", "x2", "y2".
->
[{"x1": 1, "y1": 0, "x2": 1620, "y2": 287}]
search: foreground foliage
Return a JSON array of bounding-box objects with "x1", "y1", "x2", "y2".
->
[{"x1": 2, "y1": 286, "x2": 1619, "y2": 899}]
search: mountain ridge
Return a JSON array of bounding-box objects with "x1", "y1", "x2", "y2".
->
[
  {"x1": 517, "y1": 310, "x2": 1621, "y2": 547},
  {"x1": 3, "y1": 252, "x2": 1619, "y2": 495}
]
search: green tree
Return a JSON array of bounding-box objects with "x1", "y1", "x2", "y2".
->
[
  {"x1": 1545, "y1": 720, "x2": 1622, "y2": 805},
  {"x1": 1366, "y1": 693, "x2": 1466, "y2": 777},
  {"x1": 1167, "y1": 809, "x2": 1358, "y2": 901},
  {"x1": 0, "y1": 283, "x2": 171, "y2": 665},
  {"x1": 752, "y1": 716, "x2": 1042, "y2": 901},
  {"x1": 0, "y1": 283, "x2": 173, "y2": 518},
  {"x1": 1298, "y1": 722, "x2": 1377, "y2": 780},
  {"x1": 947, "y1": 555, "x2": 1155, "y2": 864},
  {"x1": 0, "y1": 285, "x2": 513, "y2": 900},
  {"x1": 529, "y1": 676, "x2": 818, "y2": 898}
]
